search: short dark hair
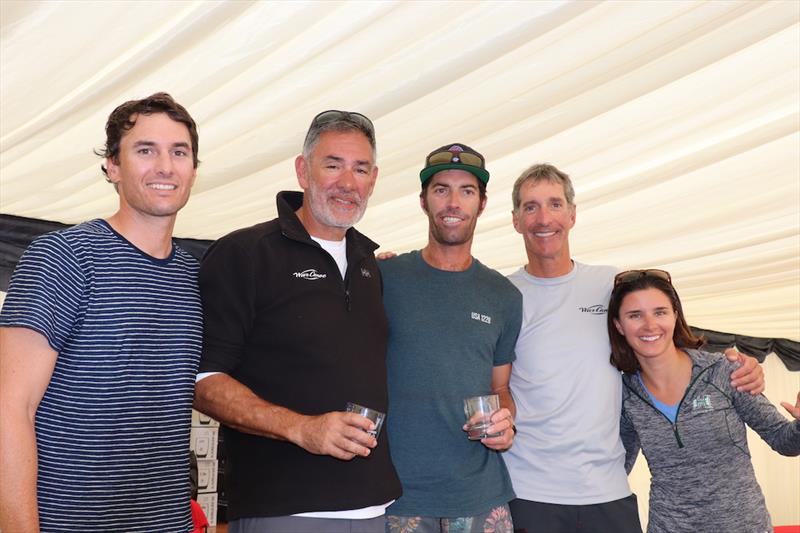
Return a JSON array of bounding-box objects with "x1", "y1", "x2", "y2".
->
[
  {"x1": 607, "y1": 274, "x2": 703, "y2": 373},
  {"x1": 420, "y1": 172, "x2": 487, "y2": 200},
  {"x1": 96, "y1": 92, "x2": 199, "y2": 178}
]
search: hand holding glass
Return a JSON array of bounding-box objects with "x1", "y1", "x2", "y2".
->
[
  {"x1": 463, "y1": 394, "x2": 502, "y2": 440},
  {"x1": 345, "y1": 402, "x2": 385, "y2": 439}
]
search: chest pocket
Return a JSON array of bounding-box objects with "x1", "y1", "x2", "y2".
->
[{"x1": 681, "y1": 383, "x2": 747, "y2": 452}]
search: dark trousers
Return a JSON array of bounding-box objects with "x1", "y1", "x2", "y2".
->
[
  {"x1": 229, "y1": 514, "x2": 386, "y2": 533},
  {"x1": 509, "y1": 494, "x2": 642, "y2": 533}
]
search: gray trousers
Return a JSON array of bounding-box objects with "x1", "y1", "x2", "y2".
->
[{"x1": 229, "y1": 514, "x2": 386, "y2": 533}]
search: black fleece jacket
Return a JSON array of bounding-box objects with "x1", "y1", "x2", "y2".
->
[{"x1": 199, "y1": 191, "x2": 401, "y2": 519}]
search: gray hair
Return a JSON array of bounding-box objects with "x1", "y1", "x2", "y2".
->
[
  {"x1": 512, "y1": 163, "x2": 575, "y2": 213},
  {"x1": 302, "y1": 110, "x2": 376, "y2": 161}
]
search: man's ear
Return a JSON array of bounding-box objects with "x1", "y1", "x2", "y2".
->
[
  {"x1": 568, "y1": 203, "x2": 577, "y2": 228},
  {"x1": 512, "y1": 209, "x2": 522, "y2": 234},
  {"x1": 295, "y1": 154, "x2": 309, "y2": 190},
  {"x1": 477, "y1": 194, "x2": 487, "y2": 217},
  {"x1": 106, "y1": 157, "x2": 120, "y2": 184},
  {"x1": 364, "y1": 165, "x2": 379, "y2": 198}
]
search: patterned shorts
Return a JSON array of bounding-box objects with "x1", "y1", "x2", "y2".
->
[{"x1": 386, "y1": 504, "x2": 513, "y2": 533}]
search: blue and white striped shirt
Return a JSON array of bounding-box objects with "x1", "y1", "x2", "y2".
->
[{"x1": 0, "y1": 219, "x2": 202, "y2": 532}]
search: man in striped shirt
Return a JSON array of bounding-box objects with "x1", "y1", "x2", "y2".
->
[{"x1": 0, "y1": 93, "x2": 202, "y2": 532}]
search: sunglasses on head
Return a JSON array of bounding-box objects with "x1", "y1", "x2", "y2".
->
[
  {"x1": 426, "y1": 149, "x2": 484, "y2": 168},
  {"x1": 310, "y1": 110, "x2": 374, "y2": 133},
  {"x1": 614, "y1": 269, "x2": 672, "y2": 287}
]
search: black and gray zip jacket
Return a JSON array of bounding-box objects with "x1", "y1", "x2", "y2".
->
[{"x1": 619, "y1": 348, "x2": 799, "y2": 533}]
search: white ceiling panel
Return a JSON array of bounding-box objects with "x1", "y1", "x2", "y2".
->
[{"x1": 1, "y1": 0, "x2": 798, "y2": 340}]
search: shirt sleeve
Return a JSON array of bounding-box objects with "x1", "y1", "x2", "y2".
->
[
  {"x1": 619, "y1": 402, "x2": 641, "y2": 474},
  {"x1": 494, "y1": 284, "x2": 522, "y2": 366},
  {"x1": 0, "y1": 232, "x2": 84, "y2": 352},
  {"x1": 723, "y1": 358, "x2": 800, "y2": 456},
  {"x1": 198, "y1": 235, "x2": 257, "y2": 374}
]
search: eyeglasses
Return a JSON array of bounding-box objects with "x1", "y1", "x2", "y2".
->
[
  {"x1": 613, "y1": 269, "x2": 672, "y2": 287},
  {"x1": 426, "y1": 147, "x2": 484, "y2": 168},
  {"x1": 309, "y1": 110, "x2": 375, "y2": 134}
]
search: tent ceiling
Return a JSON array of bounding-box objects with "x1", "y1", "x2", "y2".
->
[{"x1": 1, "y1": 0, "x2": 798, "y2": 341}]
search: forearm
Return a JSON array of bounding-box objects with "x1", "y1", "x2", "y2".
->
[
  {"x1": 193, "y1": 373, "x2": 375, "y2": 460},
  {"x1": 735, "y1": 389, "x2": 800, "y2": 456},
  {"x1": 193, "y1": 373, "x2": 305, "y2": 443},
  {"x1": 619, "y1": 416, "x2": 641, "y2": 474},
  {"x1": 491, "y1": 363, "x2": 515, "y2": 419},
  {"x1": 0, "y1": 327, "x2": 56, "y2": 532},
  {"x1": 0, "y1": 410, "x2": 40, "y2": 532},
  {"x1": 623, "y1": 443, "x2": 640, "y2": 474},
  {"x1": 773, "y1": 420, "x2": 800, "y2": 456},
  {"x1": 495, "y1": 386, "x2": 516, "y2": 420},
  {"x1": 751, "y1": 409, "x2": 800, "y2": 456}
]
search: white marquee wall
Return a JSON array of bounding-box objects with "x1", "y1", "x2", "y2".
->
[{"x1": 2, "y1": 0, "x2": 798, "y2": 341}]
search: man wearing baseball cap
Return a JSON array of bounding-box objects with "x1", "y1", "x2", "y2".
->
[{"x1": 380, "y1": 144, "x2": 522, "y2": 532}]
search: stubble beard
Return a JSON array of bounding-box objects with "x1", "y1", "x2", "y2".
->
[
  {"x1": 307, "y1": 182, "x2": 366, "y2": 230},
  {"x1": 428, "y1": 212, "x2": 476, "y2": 247}
]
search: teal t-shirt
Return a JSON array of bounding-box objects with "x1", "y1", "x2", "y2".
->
[{"x1": 380, "y1": 251, "x2": 522, "y2": 517}]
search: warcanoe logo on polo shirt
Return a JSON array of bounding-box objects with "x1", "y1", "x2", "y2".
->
[
  {"x1": 579, "y1": 304, "x2": 607, "y2": 315},
  {"x1": 293, "y1": 269, "x2": 327, "y2": 280}
]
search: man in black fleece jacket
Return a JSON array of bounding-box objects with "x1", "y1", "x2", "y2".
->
[{"x1": 194, "y1": 110, "x2": 401, "y2": 533}]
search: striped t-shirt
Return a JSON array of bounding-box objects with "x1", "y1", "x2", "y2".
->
[{"x1": 0, "y1": 219, "x2": 202, "y2": 532}]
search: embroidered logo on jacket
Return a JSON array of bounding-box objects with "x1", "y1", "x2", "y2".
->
[
  {"x1": 360, "y1": 267, "x2": 372, "y2": 278},
  {"x1": 293, "y1": 269, "x2": 327, "y2": 280},
  {"x1": 471, "y1": 312, "x2": 492, "y2": 324},
  {"x1": 692, "y1": 395, "x2": 713, "y2": 411},
  {"x1": 578, "y1": 304, "x2": 607, "y2": 315}
]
